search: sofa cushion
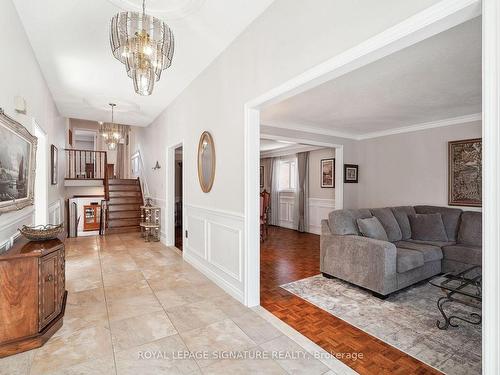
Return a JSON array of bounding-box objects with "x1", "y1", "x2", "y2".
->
[
  {"x1": 391, "y1": 206, "x2": 416, "y2": 240},
  {"x1": 396, "y1": 248, "x2": 424, "y2": 273},
  {"x1": 409, "y1": 213, "x2": 448, "y2": 242},
  {"x1": 405, "y1": 239, "x2": 455, "y2": 247},
  {"x1": 414, "y1": 205, "x2": 462, "y2": 241},
  {"x1": 458, "y1": 211, "x2": 482, "y2": 247},
  {"x1": 442, "y1": 245, "x2": 482, "y2": 266},
  {"x1": 394, "y1": 241, "x2": 443, "y2": 262},
  {"x1": 328, "y1": 209, "x2": 372, "y2": 235},
  {"x1": 370, "y1": 208, "x2": 402, "y2": 242},
  {"x1": 357, "y1": 217, "x2": 388, "y2": 241}
]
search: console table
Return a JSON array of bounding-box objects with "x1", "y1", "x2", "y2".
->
[{"x1": 0, "y1": 238, "x2": 67, "y2": 357}]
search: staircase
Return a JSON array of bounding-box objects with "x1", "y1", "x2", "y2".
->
[{"x1": 106, "y1": 178, "x2": 143, "y2": 234}]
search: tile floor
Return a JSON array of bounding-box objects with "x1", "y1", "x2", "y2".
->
[{"x1": 0, "y1": 233, "x2": 350, "y2": 375}]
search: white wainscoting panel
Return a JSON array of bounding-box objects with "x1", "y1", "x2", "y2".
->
[
  {"x1": 277, "y1": 196, "x2": 335, "y2": 234},
  {"x1": 0, "y1": 207, "x2": 34, "y2": 251},
  {"x1": 308, "y1": 198, "x2": 335, "y2": 235},
  {"x1": 48, "y1": 200, "x2": 62, "y2": 225},
  {"x1": 279, "y1": 195, "x2": 296, "y2": 230},
  {"x1": 184, "y1": 204, "x2": 244, "y2": 302}
]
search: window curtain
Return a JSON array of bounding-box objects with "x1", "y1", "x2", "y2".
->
[
  {"x1": 296, "y1": 152, "x2": 309, "y2": 232},
  {"x1": 269, "y1": 157, "x2": 280, "y2": 226}
]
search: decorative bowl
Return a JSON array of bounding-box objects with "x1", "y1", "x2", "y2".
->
[{"x1": 18, "y1": 224, "x2": 64, "y2": 241}]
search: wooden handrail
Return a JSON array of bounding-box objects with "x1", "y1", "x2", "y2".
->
[
  {"x1": 64, "y1": 149, "x2": 107, "y2": 180},
  {"x1": 104, "y1": 152, "x2": 109, "y2": 201}
]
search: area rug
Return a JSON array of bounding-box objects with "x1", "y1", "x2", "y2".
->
[{"x1": 281, "y1": 275, "x2": 481, "y2": 375}]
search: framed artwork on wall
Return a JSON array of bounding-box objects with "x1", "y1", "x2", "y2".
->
[
  {"x1": 448, "y1": 138, "x2": 482, "y2": 207},
  {"x1": 0, "y1": 109, "x2": 37, "y2": 214},
  {"x1": 321, "y1": 158, "x2": 335, "y2": 188},
  {"x1": 344, "y1": 164, "x2": 359, "y2": 183},
  {"x1": 68, "y1": 129, "x2": 73, "y2": 146},
  {"x1": 260, "y1": 166, "x2": 264, "y2": 188},
  {"x1": 51, "y1": 145, "x2": 58, "y2": 185}
]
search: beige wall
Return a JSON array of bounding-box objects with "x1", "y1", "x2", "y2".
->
[
  {"x1": 356, "y1": 121, "x2": 482, "y2": 209},
  {"x1": 0, "y1": 0, "x2": 67, "y2": 245},
  {"x1": 308, "y1": 148, "x2": 335, "y2": 200}
]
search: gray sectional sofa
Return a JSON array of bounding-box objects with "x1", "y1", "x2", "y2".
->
[{"x1": 320, "y1": 205, "x2": 482, "y2": 297}]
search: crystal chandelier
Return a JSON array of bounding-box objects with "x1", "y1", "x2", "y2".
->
[
  {"x1": 99, "y1": 103, "x2": 127, "y2": 151},
  {"x1": 110, "y1": 0, "x2": 174, "y2": 96}
]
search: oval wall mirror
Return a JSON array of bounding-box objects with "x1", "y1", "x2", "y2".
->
[{"x1": 197, "y1": 131, "x2": 216, "y2": 193}]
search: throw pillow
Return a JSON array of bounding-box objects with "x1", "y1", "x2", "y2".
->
[
  {"x1": 408, "y1": 213, "x2": 448, "y2": 242},
  {"x1": 356, "y1": 217, "x2": 389, "y2": 241}
]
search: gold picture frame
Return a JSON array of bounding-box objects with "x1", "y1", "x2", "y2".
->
[
  {"x1": 197, "y1": 131, "x2": 216, "y2": 193},
  {"x1": 0, "y1": 108, "x2": 37, "y2": 214}
]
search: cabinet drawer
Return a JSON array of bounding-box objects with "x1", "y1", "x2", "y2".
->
[{"x1": 39, "y1": 250, "x2": 62, "y2": 331}]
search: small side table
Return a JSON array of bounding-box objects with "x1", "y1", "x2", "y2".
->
[
  {"x1": 139, "y1": 222, "x2": 160, "y2": 242},
  {"x1": 140, "y1": 202, "x2": 161, "y2": 242}
]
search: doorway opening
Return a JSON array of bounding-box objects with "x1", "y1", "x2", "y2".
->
[
  {"x1": 33, "y1": 120, "x2": 48, "y2": 226},
  {"x1": 174, "y1": 146, "x2": 183, "y2": 250}
]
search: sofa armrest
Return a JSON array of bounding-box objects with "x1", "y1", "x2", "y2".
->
[{"x1": 321, "y1": 219, "x2": 397, "y2": 293}]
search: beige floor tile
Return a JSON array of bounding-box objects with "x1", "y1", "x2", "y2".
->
[
  {"x1": 65, "y1": 257, "x2": 101, "y2": 280},
  {"x1": 102, "y1": 269, "x2": 145, "y2": 288},
  {"x1": 30, "y1": 326, "x2": 113, "y2": 375},
  {"x1": 155, "y1": 287, "x2": 203, "y2": 309},
  {"x1": 114, "y1": 334, "x2": 199, "y2": 375},
  {"x1": 110, "y1": 310, "x2": 177, "y2": 352},
  {"x1": 165, "y1": 299, "x2": 228, "y2": 332},
  {"x1": 104, "y1": 279, "x2": 154, "y2": 302},
  {"x1": 47, "y1": 355, "x2": 115, "y2": 375},
  {"x1": 65, "y1": 274, "x2": 103, "y2": 293},
  {"x1": 211, "y1": 295, "x2": 250, "y2": 318},
  {"x1": 101, "y1": 254, "x2": 139, "y2": 274},
  {"x1": 202, "y1": 357, "x2": 287, "y2": 375},
  {"x1": 180, "y1": 319, "x2": 256, "y2": 368},
  {"x1": 107, "y1": 293, "x2": 163, "y2": 322},
  {"x1": 259, "y1": 336, "x2": 329, "y2": 375},
  {"x1": 0, "y1": 349, "x2": 36, "y2": 375},
  {"x1": 232, "y1": 311, "x2": 283, "y2": 345}
]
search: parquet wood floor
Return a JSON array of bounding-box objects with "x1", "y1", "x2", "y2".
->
[{"x1": 260, "y1": 226, "x2": 442, "y2": 375}]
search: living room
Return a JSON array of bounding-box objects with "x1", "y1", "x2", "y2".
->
[{"x1": 258, "y1": 14, "x2": 482, "y2": 374}]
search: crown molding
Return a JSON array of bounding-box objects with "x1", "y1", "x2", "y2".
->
[
  {"x1": 356, "y1": 112, "x2": 482, "y2": 140},
  {"x1": 262, "y1": 113, "x2": 482, "y2": 142}
]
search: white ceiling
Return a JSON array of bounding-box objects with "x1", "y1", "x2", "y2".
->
[
  {"x1": 260, "y1": 139, "x2": 295, "y2": 152},
  {"x1": 261, "y1": 17, "x2": 482, "y2": 138},
  {"x1": 13, "y1": 0, "x2": 274, "y2": 126}
]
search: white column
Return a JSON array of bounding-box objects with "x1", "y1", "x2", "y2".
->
[{"x1": 482, "y1": 0, "x2": 500, "y2": 373}]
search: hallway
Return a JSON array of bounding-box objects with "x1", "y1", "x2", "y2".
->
[{"x1": 1, "y1": 233, "x2": 339, "y2": 375}]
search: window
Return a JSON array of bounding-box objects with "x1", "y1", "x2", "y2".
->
[{"x1": 279, "y1": 159, "x2": 297, "y2": 191}]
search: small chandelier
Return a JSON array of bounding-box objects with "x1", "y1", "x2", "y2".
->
[
  {"x1": 99, "y1": 103, "x2": 127, "y2": 151},
  {"x1": 110, "y1": 0, "x2": 174, "y2": 96}
]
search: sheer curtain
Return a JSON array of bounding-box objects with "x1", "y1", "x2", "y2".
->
[
  {"x1": 269, "y1": 157, "x2": 280, "y2": 226},
  {"x1": 296, "y1": 152, "x2": 309, "y2": 232}
]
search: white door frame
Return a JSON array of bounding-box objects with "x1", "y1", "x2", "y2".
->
[
  {"x1": 260, "y1": 133, "x2": 344, "y2": 209},
  {"x1": 33, "y1": 119, "x2": 48, "y2": 226},
  {"x1": 166, "y1": 141, "x2": 185, "y2": 249},
  {"x1": 482, "y1": 0, "x2": 500, "y2": 372},
  {"x1": 244, "y1": 0, "x2": 481, "y2": 308}
]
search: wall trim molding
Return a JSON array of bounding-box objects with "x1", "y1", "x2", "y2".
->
[
  {"x1": 356, "y1": 113, "x2": 482, "y2": 140},
  {"x1": 263, "y1": 113, "x2": 482, "y2": 141}
]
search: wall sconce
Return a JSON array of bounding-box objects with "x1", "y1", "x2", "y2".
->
[{"x1": 153, "y1": 161, "x2": 161, "y2": 170}]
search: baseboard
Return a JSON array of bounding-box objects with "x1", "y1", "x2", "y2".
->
[{"x1": 183, "y1": 250, "x2": 244, "y2": 303}]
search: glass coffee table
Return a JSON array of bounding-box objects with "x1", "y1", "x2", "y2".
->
[{"x1": 429, "y1": 266, "x2": 482, "y2": 330}]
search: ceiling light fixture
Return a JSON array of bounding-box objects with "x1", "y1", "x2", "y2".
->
[
  {"x1": 99, "y1": 103, "x2": 127, "y2": 150},
  {"x1": 110, "y1": 0, "x2": 174, "y2": 96}
]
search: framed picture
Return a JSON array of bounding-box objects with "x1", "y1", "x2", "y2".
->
[
  {"x1": 321, "y1": 158, "x2": 335, "y2": 188},
  {"x1": 68, "y1": 128, "x2": 73, "y2": 146},
  {"x1": 448, "y1": 138, "x2": 482, "y2": 207},
  {"x1": 51, "y1": 145, "x2": 58, "y2": 185},
  {"x1": 0, "y1": 109, "x2": 37, "y2": 214},
  {"x1": 344, "y1": 164, "x2": 359, "y2": 183},
  {"x1": 260, "y1": 166, "x2": 264, "y2": 188}
]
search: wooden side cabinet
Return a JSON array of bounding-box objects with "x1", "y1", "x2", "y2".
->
[{"x1": 0, "y1": 238, "x2": 67, "y2": 358}]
